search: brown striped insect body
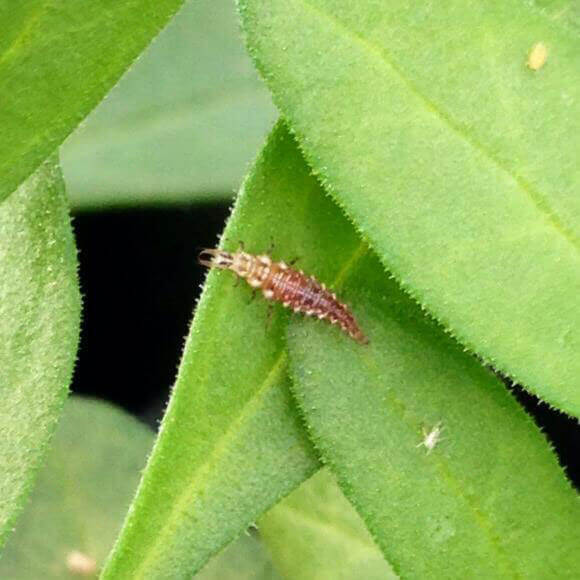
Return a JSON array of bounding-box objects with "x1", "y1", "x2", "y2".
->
[{"x1": 198, "y1": 248, "x2": 368, "y2": 344}]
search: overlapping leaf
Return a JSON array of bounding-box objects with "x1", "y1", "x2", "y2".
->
[
  {"x1": 238, "y1": 0, "x2": 580, "y2": 415},
  {"x1": 0, "y1": 398, "x2": 153, "y2": 577},
  {"x1": 287, "y1": 242, "x2": 580, "y2": 577},
  {"x1": 197, "y1": 533, "x2": 280, "y2": 580},
  {"x1": 0, "y1": 157, "x2": 80, "y2": 550}
]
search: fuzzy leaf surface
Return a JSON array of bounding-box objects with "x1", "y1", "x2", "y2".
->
[
  {"x1": 0, "y1": 157, "x2": 80, "y2": 550},
  {"x1": 260, "y1": 469, "x2": 397, "y2": 580},
  {"x1": 100, "y1": 125, "x2": 321, "y2": 580},
  {"x1": 286, "y1": 237, "x2": 580, "y2": 577},
  {"x1": 0, "y1": 0, "x2": 185, "y2": 202},
  {"x1": 238, "y1": 0, "x2": 580, "y2": 415},
  {"x1": 61, "y1": 0, "x2": 276, "y2": 209}
]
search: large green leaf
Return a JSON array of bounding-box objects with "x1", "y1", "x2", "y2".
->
[
  {"x1": 61, "y1": 0, "x2": 277, "y2": 209},
  {"x1": 260, "y1": 469, "x2": 397, "y2": 580},
  {"x1": 286, "y1": 245, "x2": 580, "y2": 576},
  {"x1": 0, "y1": 157, "x2": 80, "y2": 550},
  {"x1": 0, "y1": 397, "x2": 280, "y2": 580},
  {"x1": 0, "y1": 0, "x2": 186, "y2": 202},
  {"x1": 238, "y1": 0, "x2": 580, "y2": 415},
  {"x1": 101, "y1": 127, "x2": 320, "y2": 580}
]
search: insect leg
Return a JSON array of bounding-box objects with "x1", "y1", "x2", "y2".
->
[
  {"x1": 247, "y1": 288, "x2": 258, "y2": 304},
  {"x1": 265, "y1": 303, "x2": 275, "y2": 330}
]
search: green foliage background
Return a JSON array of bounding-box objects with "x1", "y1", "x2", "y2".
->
[{"x1": 0, "y1": 0, "x2": 577, "y2": 578}]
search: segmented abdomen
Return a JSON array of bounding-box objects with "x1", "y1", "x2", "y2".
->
[
  {"x1": 267, "y1": 266, "x2": 367, "y2": 344},
  {"x1": 198, "y1": 248, "x2": 368, "y2": 345}
]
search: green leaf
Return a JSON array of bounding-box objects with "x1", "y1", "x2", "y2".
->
[
  {"x1": 100, "y1": 126, "x2": 319, "y2": 579},
  {"x1": 0, "y1": 0, "x2": 186, "y2": 202},
  {"x1": 61, "y1": 0, "x2": 277, "y2": 209},
  {"x1": 238, "y1": 0, "x2": 580, "y2": 415},
  {"x1": 260, "y1": 469, "x2": 397, "y2": 580},
  {"x1": 0, "y1": 398, "x2": 153, "y2": 578},
  {"x1": 0, "y1": 157, "x2": 80, "y2": 550},
  {"x1": 531, "y1": 0, "x2": 580, "y2": 29},
  {"x1": 197, "y1": 533, "x2": 281, "y2": 580},
  {"x1": 108, "y1": 120, "x2": 578, "y2": 578},
  {"x1": 286, "y1": 247, "x2": 580, "y2": 577},
  {"x1": 0, "y1": 397, "x2": 279, "y2": 580}
]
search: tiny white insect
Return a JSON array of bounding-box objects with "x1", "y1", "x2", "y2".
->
[{"x1": 416, "y1": 422, "x2": 444, "y2": 455}]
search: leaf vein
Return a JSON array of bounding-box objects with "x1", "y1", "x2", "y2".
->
[
  {"x1": 355, "y1": 352, "x2": 520, "y2": 578},
  {"x1": 132, "y1": 352, "x2": 288, "y2": 578}
]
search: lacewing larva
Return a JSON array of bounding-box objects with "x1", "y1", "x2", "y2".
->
[
  {"x1": 416, "y1": 422, "x2": 444, "y2": 455},
  {"x1": 198, "y1": 247, "x2": 368, "y2": 344}
]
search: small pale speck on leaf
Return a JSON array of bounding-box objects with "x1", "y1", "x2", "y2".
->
[
  {"x1": 527, "y1": 42, "x2": 548, "y2": 71},
  {"x1": 66, "y1": 550, "x2": 97, "y2": 576},
  {"x1": 416, "y1": 422, "x2": 444, "y2": 455}
]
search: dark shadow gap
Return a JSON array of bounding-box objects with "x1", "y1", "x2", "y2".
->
[{"x1": 71, "y1": 203, "x2": 230, "y2": 426}]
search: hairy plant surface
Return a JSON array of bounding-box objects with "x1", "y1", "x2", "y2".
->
[
  {"x1": 238, "y1": 0, "x2": 580, "y2": 415},
  {"x1": 0, "y1": 398, "x2": 281, "y2": 579},
  {"x1": 103, "y1": 124, "x2": 580, "y2": 578},
  {"x1": 1, "y1": 1, "x2": 577, "y2": 578},
  {"x1": 0, "y1": 158, "x2": 80, "y2": 549}
]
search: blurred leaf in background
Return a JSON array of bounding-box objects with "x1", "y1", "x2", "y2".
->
[
  {"x1": 0, "y1": 398, "x2": 154, "y2": 578},
  {"x1": 260, "y1": 469, "x2": 397, "y2": 580},
  {"x1": 0, "y1": 398, "x2": 280, "y2": 579},
  {"x1": 61, "y1": 0, "x2": 277, "y2": 210},
  {"x1": 197, "y1": 534, "x2": 280, "y2": 580}
]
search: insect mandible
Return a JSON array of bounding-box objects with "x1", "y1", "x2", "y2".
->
[{"x1": 198, "y1": 246, "x2": 368, "y2": 344}]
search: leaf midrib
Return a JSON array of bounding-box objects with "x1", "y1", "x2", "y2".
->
[
  {"x1": 341, "y1": 349, "x2": 521, "y2": 578},
  {"x1": 0, "y1": 2, "x2": 45, "y2": 68},
  {"x1": 286, "y1": 0, "x2": 579, "y2": 251}
]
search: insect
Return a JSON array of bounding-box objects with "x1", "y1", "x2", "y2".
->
[
  {"x1": 416, "y1": 422, "x2": 444, "y2": 455},
  {"x1": 198, "y1": 246, "x2": 368, "y2": 344}
]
